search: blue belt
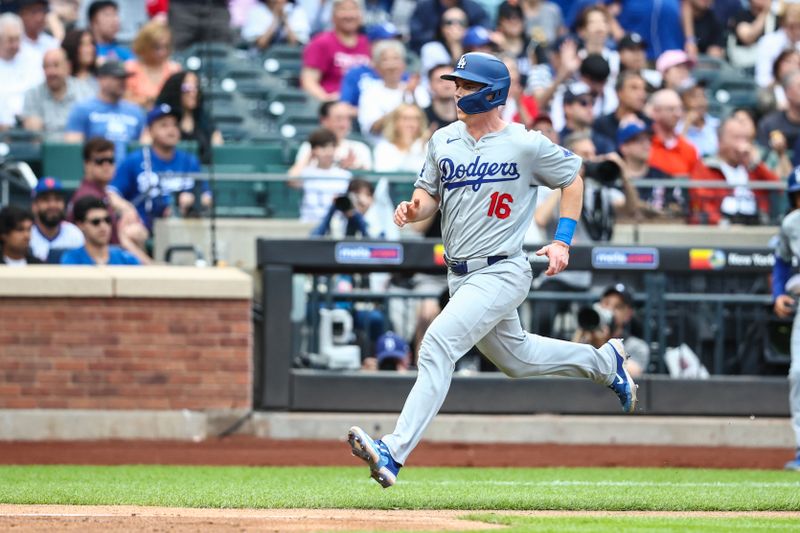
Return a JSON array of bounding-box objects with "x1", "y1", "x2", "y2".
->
[{"x1": 445, "y1": 255, "x2": 508, "y2": 276}]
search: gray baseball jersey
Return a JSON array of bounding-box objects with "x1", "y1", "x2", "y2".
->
[
  {"x1": 415, "y1": 121, "x2": 582, "y2": 260},
  {"x1": 776, "y1": 210, "x2": 800, "y2": 265},
  {"x1": 775, "y1": 209, "x2": 800, "y2": 448}
]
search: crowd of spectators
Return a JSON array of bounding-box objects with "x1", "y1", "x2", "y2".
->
[{"x1": 0, "y1": 0, "x2": 797, "y2": 261}]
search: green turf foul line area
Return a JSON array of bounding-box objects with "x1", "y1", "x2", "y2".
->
[
  {"x1": 466, "y1": 514, "x2": 800, "y2": 533},
  {"x1": 1, "y1": 465, "x2": 799, "y2": 512}
]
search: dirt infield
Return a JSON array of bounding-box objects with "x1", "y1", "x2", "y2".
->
[
  {"x1": 0, "y1": 506, "x2": 500, "y2": 532},
  {"x1": 0, "y1": 436, "x2": 793, "y2": 469},
  {"x1": 1, "y1": 506, "x2": 799, "y2": 532}
]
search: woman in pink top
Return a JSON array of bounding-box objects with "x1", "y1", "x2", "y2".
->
[
  {"x1": 125, "y1": 21, "x2": 181, "y2": 109},
  {"x1": 300, "y1": 0, "x2": 370, "y2": 101}
]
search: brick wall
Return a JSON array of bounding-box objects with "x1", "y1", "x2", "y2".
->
[{"x1": 0, "y1": 298, "x2": 251, "y2": 410}]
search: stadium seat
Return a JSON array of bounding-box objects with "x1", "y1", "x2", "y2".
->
[
  {"x1": 41, "y1": 141, "x2": 83, "y2": 188},
  {"x1": 3, "y1": 129, "x2": 41, "y2": 165},
  {"x1": 261, "y1": 44, "x2": 303, "y2": 61},
  {"x1": 264, "y1": 180, "x2": 302, "y2": 218},
  {"x1": 211, "y1": 143, "x2": 284, "y2": 171},
  {"x1": 212, "y1": 179, "x2": 271, "y2": 217}
]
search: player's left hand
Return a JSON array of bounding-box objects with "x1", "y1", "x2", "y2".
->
[{"x1": 535, "y1": 241, "x2": 569, "y2": 276}]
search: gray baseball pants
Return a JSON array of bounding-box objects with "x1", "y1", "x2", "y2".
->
[
  {"x1": 789, "y1": 309, "x2": 800, "y2": 448},
  {"x1": 381, "y1": 255, "x2": 618, "y2": 464}
]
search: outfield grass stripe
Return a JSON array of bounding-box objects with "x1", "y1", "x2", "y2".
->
[
  {"x1": 1, "y1": 465, "x2": 800, "y2": 512},
  {"x1": 402, "y1": 480, "x2": 800, "y2": 488}
]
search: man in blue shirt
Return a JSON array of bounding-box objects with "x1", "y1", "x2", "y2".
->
[
  {"x1": 64, "y1": 61, "x2": 145, "y2": 164},
  {"x1": 88, "y1": 0, "x2": 134, "y2": 63},
  {"x1": 61, "y1": 196, "x2": 140, "y2": 265},
  {"x1": 110, "y1": 103, "x2": 210, "y2": 231}
]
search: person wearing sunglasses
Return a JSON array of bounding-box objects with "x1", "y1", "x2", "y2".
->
[
  {"x1": 420, "y1": 7, "x2": 467, "y2": 85},
  {"x1": 558, "y1": 81, "x2": 614, "y2": 155},
  {"x1": 60, "y1": 195, "x2": 140, "y2": 265},
  {"x1": 69, "y1": 136, "x2": 151, "y2": 264},
  {"x1": 408, "y1": 0, "x2": 490, "y2": 54}
]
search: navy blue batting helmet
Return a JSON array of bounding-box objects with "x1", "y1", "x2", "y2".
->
[{"x1": 441, "y1": 52, "x2": 510, "y2": 114}]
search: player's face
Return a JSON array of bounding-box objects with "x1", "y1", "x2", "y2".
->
[{"x1": 453, "y1": 78, "x2": 485, "y2": 120}]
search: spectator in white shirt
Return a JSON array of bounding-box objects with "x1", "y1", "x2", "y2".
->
[
  {"x1": 373, "y1": 103, "x2": 428, "y2": 173},
  {"x1": 358, "y1": 39, "x2": 430, "y2": 143},
  {"x1": 291, "y1": 128, "x2": 353, "y2": 223},
  {"x1": 19, "y1": 0, "x2": 60, "y2": 63},
  {"x1": 0, "y1": 12, "x2": 44, "y2": 128},
  {"x1": 241, "y1": 0, "x2": 310, "y2": 50},
  {"x1": 756, "y1": 3, "x2": 800, "y2": 89},
  {"x1": 289, "y1": 100, "x2": 373, "y2": 176},
  {"x1": 29, "y1": 177, "x2": 85, "y2": 263}
]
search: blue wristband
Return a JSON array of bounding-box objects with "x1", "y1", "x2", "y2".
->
[{"x1": 553, "y1": 217, "x2": 577, "y2": 246}]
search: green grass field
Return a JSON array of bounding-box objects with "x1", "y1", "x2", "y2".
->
[{"x1": 2, "y1": 465, "x2": 799, "y2": 532}]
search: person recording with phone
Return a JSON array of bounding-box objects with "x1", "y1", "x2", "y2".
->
[{"x1": 311, "y1": 179, "x2": 374, "y2": 238}]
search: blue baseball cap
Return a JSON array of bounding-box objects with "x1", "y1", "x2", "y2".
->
[
  {"x1": 463, "y1": 26, "x2": 492, "y2": 48},
  {"x1": 375, "y1": 332, "x2": 409, "y2": 364},
  {"x1": 617, "y1": 121, "x2": 650, "y2": 145},
  {"x1": 365, "y1": 22, "x2": 401, "y2": 42},
  {"x1": 32, "y1": 176, "x2": 63, "y2": 199},
  {"x1": 146, "y1": 103, "x2": 179, "y2": 126}
]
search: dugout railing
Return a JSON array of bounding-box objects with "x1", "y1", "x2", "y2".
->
[{"x1": 256, "y1": 239, "x2": 794, "y2": 415}]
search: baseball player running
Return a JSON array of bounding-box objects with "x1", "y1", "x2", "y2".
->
[
  {"x1": 773, "y1": 169, "x2": 800, "y2": 470},
  {"x1": 348, "y1": 52, "x2": 637, "y2": 488}
]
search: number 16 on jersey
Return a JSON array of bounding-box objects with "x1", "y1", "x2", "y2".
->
[{"x1": 487, "y1": 192, "x2": 513, "y2": 219}]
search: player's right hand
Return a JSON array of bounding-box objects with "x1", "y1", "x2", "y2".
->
[
  {"x1": 535, "y1": 241, "x2": 570, "y2": 277},
  {"x1": 774, "y1": 294, "x2": 797, "y2": 318},
  {"x1": 394, "y1": 198, "x2": 420, "y2": 227}
]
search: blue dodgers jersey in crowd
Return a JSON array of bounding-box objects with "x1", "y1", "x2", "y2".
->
[
  {"x1": 60, "y1": 245, "x2": 141, "y2": 265},
  {"x1": 110, "y1": 148, "x2": 204, "y2": 229},
  {"x1": 95, "y1": 43, "x2": 134, "y2": 62},
  {"x1": 65, "y1": 98, "x2": 145, "y2": 163}
]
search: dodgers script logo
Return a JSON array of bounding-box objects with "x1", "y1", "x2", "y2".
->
[{"x1": 439, "y1": 156, "x2": 520, "y2": 191}]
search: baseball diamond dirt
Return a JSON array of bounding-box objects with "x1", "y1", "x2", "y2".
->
[{"x1": 2, "y1": 506, "x2": 799, "y2": 532}]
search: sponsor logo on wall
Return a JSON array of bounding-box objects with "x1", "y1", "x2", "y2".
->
[
  {"x1": 689, "y1": 249, "x2": 727, "y2": 270},
  {"x1": 335, "y1": 243, "x2": 404, "y2": 265},
  {"x1": 591, "y1": 247, "x2": 659, "y2": 270}
]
